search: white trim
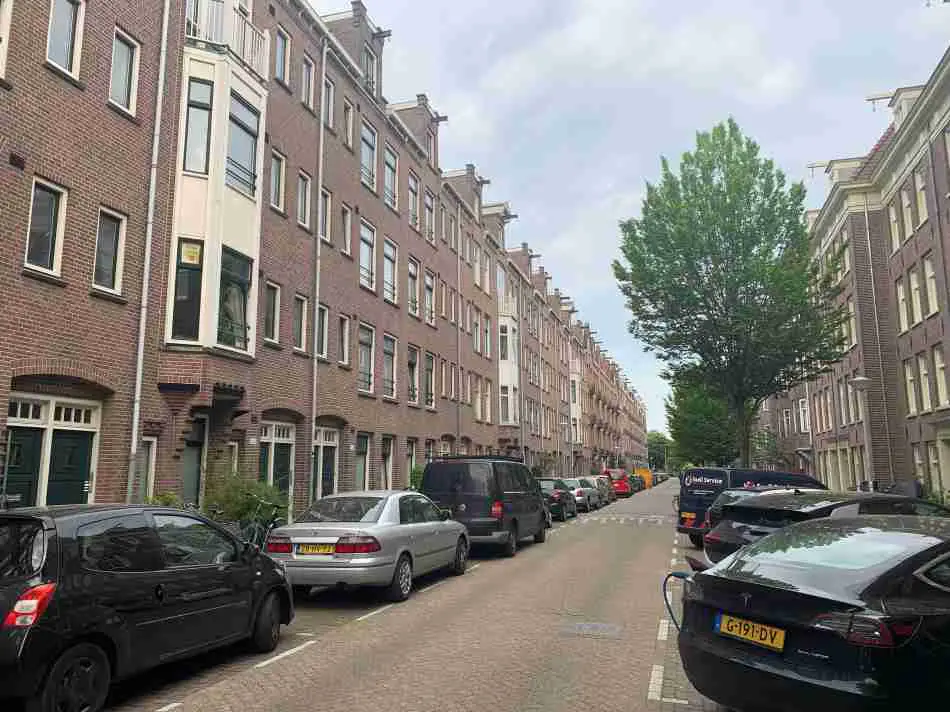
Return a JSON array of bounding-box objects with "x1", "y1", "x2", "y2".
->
[
  {"x1": 25, "y1": 177, "x2": 67, "y2": 276},
  {"x1": 109, "y1": 25, "x2": 140, "y2": 116},
  {"x1": 141, "y1": 435, "x2": 158, "y2": 499},
  {"x1": 93, "y1": 206, "x2": 127, "y2": 294},
  {"x1": 0, "y1": 0, "x2": 14, "y2": 79},
  {"x1": 300, "y1": 53, "x2": 315, "y2": 109},
  {"x1": 316, "y1": 302, "x2": 329, "y2": 358},
  {"x1": 46, "y1": 0, "x2": 85, "y2": 78},
  {"x1": 274, "y1": 25, "x2": 291, "y2": 84},
  {"x1": 297, "y1": 170, "x2": 312, "y2": 228},
  {"x1": 263, "y1": 281, "x2": 281, "y2": 343},
  {"x1": 338, "y1": 314, "x2": 350, "y2": 365},
  {"x1": 259, "y1": 420, "x2": 295, "y2": 512},
  {"x1": 312, "y1": 426, "x2": 341, "y2": 500},
  {"x1": 319, "y1": 187, "x2": 331, "y2": 241},
  {"x1": 270, "y1": 149, "x2": 286, "y2": 211},
  {"x1": 382, "y1": 332, "x2": 397, "y2": 399},
  {"x1": 227, "y1": 440, "x2": 239, "y2": 476},
  {"x1": 357, "y1": 322, "x2": 376, "y2": 393},
  {"x1": 358, "y1": 219, "x2": 376, "y2": 290},
  {"x1": 359, "y1": 120, "x2": 378, "y2": 190},
  {"x1": 322, "y1": 75, "x2": 335, "y2": 128},
  {"x1": 293, "y1": 293, "x2": 308, "y2": 352}
]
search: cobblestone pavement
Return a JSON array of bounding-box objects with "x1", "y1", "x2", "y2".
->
[{"x1": 100, "y1": 479, "x2": 720, "y2": 712}]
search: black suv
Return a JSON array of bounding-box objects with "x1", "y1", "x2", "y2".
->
[
  {"x1": 0, "y1": 505, "x2": 293, "y2": 712},
  {"x1": 420, "y1": 456, "x2": 547, "y2": 556}
]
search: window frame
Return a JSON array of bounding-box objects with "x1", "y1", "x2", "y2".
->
[
  {"x1": 342, "y1": 98, "x2": 354, "y2": 147},
  {"x1": 924, "y1": 254, "x2": 939, "y2": 317},
  {"x1": 915, "y1": 170, "x2": 929, "y2": 226},
  {"x1": 919, "y1": 352, "x2": 933, "y2": 413},
  {"x1": 383, "y1": 145, "x2": 398, "y2": 209},
  {"x1": 358, "y1": 220, "x2": 376, "y2": 291},
  {"x1": 357, "y1": 323, "x2": 375, "y2": 393},
  {"x1": 423, "y1": 271, "x2": 435, "y2": 324},
  {"x1": 300, "y1": 54, "x2": 315, "y2": 109},
  {"x1": 293, "y1": 294, "x2": 308, "y2": 352},
  {"x1": 0, "y1": 0, "x2": 14, "y2": 79},
  {"x1": 905, "y1": 358, "x2": 918, "y2": 416},
  {"x1": 25, "y1": 177, "x2": 67, "y2": 276},
  {"x1": 382, "y1": 333, "x2": 397, "y2": 399},
  {"x1": 216, "y1": 246, "x2": 253, "y2": 351},
  {"x1": 226, "y1": 92, "x2": 260, "y2": 196},
  {"x1": 296, "y1": 171, "x2": 312, "y2": 228},
  {"x1": 109, "y1": 26, "x2": 140, "y2": 115},
  {"x1": 338, "y1": 314, "x2": 350, "y2": 365},
  {"x1": 407, "y1": 346, "x2": 420, "y2": 404},
  {"x1": 888, "y1": 204, "x2": 901, "y2": 254},
  {"x1": 183, "y1": 78, "x2": 213, "y2": 174},
  {"x1": 322, "y1": 75, "x2": 335, "y2": 127},
  {"x1": 382, "y1": 238, "x2": 398, "y2": 304},
  {"x1": 93, "y1": 206, "x2": 126, "y2": 294},
  {"x1": 274, "y1": 25, "x2": 291, "y2": 84},
  {"x1": 46, "y1": 0, "x2": 85, "y2": 77},
  {"x1": 910, "y1": 266, "x2": 923, "y2": 325},
  {"x1": 407, "y1": 258, "x2": 420, "y2": 316},
  {"x1": 339, "y1": 202, "x2": 352, "y2": 254},
  {"x1": 316, "y1": 303, "x2": 328, "y2": 358},
  {"x1": 270, "y1": 150, "x2": 286, "y2": 211},
  {"x1": 896, "y1": 277, "x2": 909, "y2": 333},
  {"x1": 171, "y1": 239, "x2": 204, "y2": 342},
  {"x1": 360, "y1": 120, "x2": 378, "y2": 190},
  {"x1": 319, "y1": 188, "x2": 331, "y2": 242},
  {"x1": 263, "y1": 281, "x2": 280, "y2": 344},
  {"x1": 424, "y1": 352, "x2": 435, "y2": 408}
]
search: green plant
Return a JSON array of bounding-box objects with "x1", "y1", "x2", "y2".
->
[
  {"x1": 409, "y1": 465, "x2": 424, "y2": 490},
  {"x1": 147, "y1": 491, "x2": 183, "y2": 508},
  {"x1": 924, "y1": 488, "x2": 947, "y2": 507},
  {"x1": 204, "y1": 473, "x2": 287, "y2": 522}
]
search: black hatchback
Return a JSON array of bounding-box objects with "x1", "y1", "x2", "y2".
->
[
  {"x1": 420, "y1": 456, "x2": 547, "y2": 556},
  {"x1": 0, "y1": 505, "x2": 294, "y2": 712}
]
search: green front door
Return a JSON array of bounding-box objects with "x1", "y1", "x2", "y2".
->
[
  {"x1": 273, "y1": 443, "x2": 292, "y2": 496},
  {"x1": 3, "y1": 427, "x2": 44, "y2": 508},
  {"x1": 47, "y1": 430, "x2": 94, "y2": 505}
]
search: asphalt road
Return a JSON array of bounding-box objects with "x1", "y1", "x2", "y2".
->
[{"x1": 102, "y1": 479, "x2": 712, "y2": 712}]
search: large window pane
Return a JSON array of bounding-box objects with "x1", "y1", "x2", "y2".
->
[
  {"x1": 184, "y1": 80, "x2": 212, "y2": 173},
  {"x1": 172, "y1": 240, "x2": 203, "y2": 340},
  {"x1": 226, "y1": 94, "x2": 259, "y2": 194},
  {"x1": 94, "y1": 212, "x2": 121, "y2": 290},
  {"x1": 358, "y1": 325, "x2": 374, "y2": 391},
  {"x1": 218, "y1": 248, "x2": 252, "y2": 349},
  {"x1": 48, "y1": 0, "x2": 79, "y2": 71},
  {"x1": 27, "y1": 183, "x2": 60, "y2": 271},
  {"x1": 109, "y1": 32, "x2": 135, "y2": 109}
]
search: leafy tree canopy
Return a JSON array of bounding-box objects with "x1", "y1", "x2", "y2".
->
[{"x1": 666, "y1": 378, "x2": 738, "y2": 467}]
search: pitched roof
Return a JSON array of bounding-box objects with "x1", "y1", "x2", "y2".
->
[{"x1": 852, "y1": 123, "x2": 896, "y2": 183}]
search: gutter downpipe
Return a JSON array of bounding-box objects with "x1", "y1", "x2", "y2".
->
[
  {"x1": 126, "y1": 0, "x2": 172, "y2": 503},
  {"x1": 456, "y1": 202, "x2": 463, "y2": 452},
  {"x1": 309, "y1": 35, "x2": 329, "y2": 506}
]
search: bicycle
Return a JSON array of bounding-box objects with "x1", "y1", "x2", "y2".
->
[{"x1": 240, "y1": 492, "x2": 287, "y2": 548}]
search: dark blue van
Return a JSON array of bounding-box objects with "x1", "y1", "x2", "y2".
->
[{"x1": 676, "y1": 467, "x2": 825, "y2": 547}]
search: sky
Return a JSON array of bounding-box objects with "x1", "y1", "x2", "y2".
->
[{"x1": 312, "y1": 0, "x2": 950, "y2": 432}]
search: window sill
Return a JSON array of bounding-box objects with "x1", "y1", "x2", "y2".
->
[
  {"x1": 408, "y1": 401, "x2": 421, "y2": 409},
  {"x1": 316, "y1": 354, "x2": 330, "y2": 363},
  {"x1": 425, "y1": 406, "x2": 437, "y2": 413},
  {"x1": 916, "y1": 217, "x2": 929, "y2": 231},
  {"x1": 44, "y1": 61, "x2": 85, "y2": 90},
  {"x1": 341, "y1": 249, "x2": 353, "y2": 260},
  {"x1": 359, "y1": 283, "x2": 377, "y2": 296},
  {"x1": 383, "y1": 297, "x2": 399, "y2": 308},
  {"x1": 22, "y1": 266, "x2": 66, "y2": 287},
  {"x1": 297, "y1": 222, "x2": 313, "y2": 234},
  {"x1": 338, "y1": 362, "x2": 351, "y2": 370},
  {"x1": 324, "y1": 124, "x2": 337, "y2": 136},
  {"x1": 385, "y1": 203, "x2": 400, "y2": 217},
  {"x1": 269, "y1": 204, "x2": 288, "y2": 218},
  {"x1": 426, "y1": 320, "x2": 437, "y2": 329},
  {"x1": 89, "y1": 287, "x2": 128, "y2": 304},
  {"x1": 107, "y1": 101, "x2": 140, "y2": 124},
  {"x1": 361, "y1": 181, "x2": 378, "y2": 196},
  {"x1": 382, "y1": 396, "x2": 399, "y2": 404},
  {"x1": 274, "y1": 77, "x2": 293, "y2": 95},
  {"x1": 208, "y1": 345, "x2": 255, "y2": 363},
  {"x1": 293, "y1": 348, "x2": 309, "y2": 358},
  {"x1": 301, "y1": 102, "x2": 317, "y2": 118},
  {"x1": 409, "y1": 311, "x2": 421, "y2": 321},
  {"x1": 926, "y1": 310, "x2": 940, "y2": 320},
  {"x1": 936, "y1": 403, "x2": 950, "y2": 411},
  {"x1": 263, "y1": 339, "x2": 283, "y2": 351},
  {"x1": 357, "y1": 390, "x2": 377, "y2": 400},
  {"x1": 319, "y1": 235, "x2": 332, "y2": 245}
]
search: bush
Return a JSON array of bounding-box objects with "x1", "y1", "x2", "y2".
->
[
  {"x1": 409, "y1": 464, "x2": 425, "y2": 490},
  {"x1": 204, "y1": 473, "x2": 288, "y2": 522},
  {"x1": 147, "y1": 491, "x2": 183, "y2": 508}
]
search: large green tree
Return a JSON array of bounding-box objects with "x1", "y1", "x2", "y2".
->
[
  {"x1": 647, "y1": 430, "x2": 671, "y2": 471},
  {"x1": 666, "y1": 379, "x2": 738, "y2": 466},
  {"x1": 613, "y1": 118, "x2": 845, "y2": 465}
]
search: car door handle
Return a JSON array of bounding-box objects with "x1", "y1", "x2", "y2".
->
[{"x1": 154, "y1": 584, "x2": 165, "y2": 601}]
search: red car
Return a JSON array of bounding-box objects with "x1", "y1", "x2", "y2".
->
[{"x1": 606, "y1": 469, "x2": 634, "y2": 498}]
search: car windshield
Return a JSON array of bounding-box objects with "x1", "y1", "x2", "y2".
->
[
  {"x1": 0, "y1": 518, "x2": 45, "y2": 579},
  {"x1": 563, "y1": 479, "x2": 581, "y2": 488},
  {"x1": 579, "y1": 479, "x2": 594, "y2": 487},
  {"x1": 539, "y1": 480, "x2": 556, "y2": 491},
  {"x1": 298, "y1": 497, "x2": 386, "y2": 523}
]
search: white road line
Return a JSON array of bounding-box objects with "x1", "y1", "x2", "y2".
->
[
  {"x1": 419, "y1": 579, "x2": 449, "y2": 593},
  {"x1": 294, "y1": 632, "x2": 316, "y2": 637},
  {"x1": 670, "y1": 557, "x2": 677, "y2": 567},
  {"x1": 657, "y1": 618, "x2": 670, "y2": 641},
  {"x1": 354, "y1": 604, "x2": 394, "y2": 622},
  {"x1": 155, "y1": 704, "x2": 183, "y2": 712},
  {"x1": 647, "y1": 664, "x2": 664, "y2": 701},
  {"x1": 253, "y1": 640, "x2": 317, "y2": 669},
  {"x1": 661, "y1": 698, "x2": 690, "y2": 705},
  {"x1": 469, "y1": 563, "x2": 481, "y2": 571}
]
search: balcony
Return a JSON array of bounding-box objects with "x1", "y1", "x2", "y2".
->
[{"x1": 186, "y1": 0, "x2": 268, "y2": 80}]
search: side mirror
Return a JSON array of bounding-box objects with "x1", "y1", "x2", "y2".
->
[
  {"x1": 684, "y1": 554, "x2": 709, "y2": 573},
  {"x1": 440, "y1": 509, "x2": 452, "y2": 521}
]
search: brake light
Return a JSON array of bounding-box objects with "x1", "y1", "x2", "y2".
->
[
  {"x1": 335, "y1": 536, "x2": 382, "y2": 554},
  {"x1": 575, "y1": 489, "x2": 584, "y2": 497},
  {"x1": 490, "y1": 500, "x2": 504, "y2": 519},
  {"x1": 810, "y1": 612, "x2": 916, "y2": 648},
  {"x1": 266, "y1": 536, "x2": 292, "y2": 554},
  {"x1": 3, "y1": 583, "x2": 57, "y2": 628},
  {"x1": 551, "y1": 491, "x2": 562, "y2": 500},
  {"x1": 703, "y1": 531, "x2": 720, "y2": 544}
]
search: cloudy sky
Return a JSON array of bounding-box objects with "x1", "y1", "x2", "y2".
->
[{"x1": 313, "y1": 0, "x2": 950, "y2": 431}]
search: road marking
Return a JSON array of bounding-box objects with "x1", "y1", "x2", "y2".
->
[
  {"x1": 355, "y1": 604, "x2": 394, "y2": 622},
  {"x1": 469, "y1": 563, "x2": 481, "y2": 571},
  {"x1": 657, "y1": 618, "x2": 670, "y2": 641},
  {"x1": 294, "y1": 632, "x2": 316, "y2": 637},
  {"x1": 254, "y1": 640, "x2": 317, "y2": 669},
  {"x1": 419, "y1": 579, "x2": 449, "y2": 593},
  {"x1": 155, "y1": 704, "x2": 182, "y2": 712},
  {"x1": 647, "y1": 664, "x2": 664, "y2": 701},
  {"x1": 670, "y1": 557, "x2": 677, "y2": 567}
]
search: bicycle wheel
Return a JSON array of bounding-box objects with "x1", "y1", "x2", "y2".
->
[{"x1": 242, "y1": 522, "x2": 266, "y2": 547}]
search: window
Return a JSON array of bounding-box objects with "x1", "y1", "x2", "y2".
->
[
  {"x1": 485, "y1": 316, "x2": 492, "y2": 357},
  {"x1": 905, "y1": 359, "x2": 918, "y2": 415},
  {"x1": 154, "y1": 514, "x2": 237, "y2": 567},
  {"x1": 424, "y1": 272, "x2": 435, "y2": 324},
  {"x1": 440, "y1": 280, "x2": 447, "y2": 317},
  {"x1": 450, "y1": 364, "x2": 457, "y2": 399},
  {"x1": 357, "y1": 324, "x2": 375, "y2": 392},
  {"x1": 342, "y1": 99, "x2": 354, "y2": 147},
  {"x1": 901, "y1": 188, "x2": 914, "y2": 238},
  {"x1": 798, "y1": 398, "x2": 810, "y2": 432},
  {"x1": 473, "y1": 243, "x2": 482, "y2": 286},
  {"x1": 316, "y1": 304, "x2": 328, "y2": 358},
  {"x1": 928, "y1": 444, "x2": 942, "y2": 500},
  {"x1": 293, "y1": 295, "x2": 307, "y2": 350},
  {"x1": 184, "y1": 80, "x2": 213, "y2": 173},
  {"x1": 383, "y1": 239, "x2": 397, "y2": 303},
  {"x1": 361, "y1": 44, "x2": 377, "y2": 91},
  {"x1": 408, "y1": 173, "x2": 420, "y2": 227},
  {"x1": 449, "y1": 214, "x2": 458, "y2": 250},
  {"x1": 172, "y1": 240, "x2": 203, "y2": 340},
  {"x1": 47, "y1": 0, "x2": 83, "y2": 75},
  {"x1": 227, "y1": 93, "x2": 260, "y2": 195},
  {"x1": 571, "y1": 378, "x2": 577, "y2": 404},
  {"x1": 910, "y1": 267, "x2": 923, "y2": 324},
  {"x1": 501, "y1": 386, "x2": 510, "y2": 423},
  {"x1": 888, "y1": 204, "x2": 901, "y2": 253},
  {"x1": 473, "y1": 309, "x2": 481, "y2": 352},
  {"x1": 0, "y1": 0, "x2": 13, "y2": 78},
  {"x1": 426, "y1": 131, "x2": 435, "y2": 164},
  {"x1": 848, "y1": 379, "x2": 859, "y2": 423},
  {"x1": 840, "y1": 232, "x2": 851, "y2": 275},
  {"x1": 440, "y1": 205, "x2": 447, "y2": 241},
  {"x1": 383, "y1": 146, "x2": 398, "y2": 209},
  {"x1": 270, "y1": 151, "x2": 285, "y2": 210},
  {"x1": 322, "y1": 77, "x2": 335, "y2": 127},
  {"x1": 847, "y1": 299, "x2": 857, "y2": 348},
  {"x1": 424, "y1": 191, "x2": 435, "y2": 240},
  {"x1": 924, "y1": 254, "x2": 939, "y2": 316},
  {"x1": 78, "y1": 515, "x2": 162, "y2": 572},
  {"x1": 301, "y1": 55, "x2": 314, "y2": 108},
  {"x1": 897, "y1": 277, "x2": 909, "y2": 332},
  {"x1": 440, "y1": 359, "x2": 447, "y2": 397},
  {"x1": 319, "y1": 189, "x2": 331, "y2": 241},
  {"x1": 407, "y1": 346, "x2": 419, "y2": 403},
  {"x1": 382, "y1": 335, "x2": 396, "y2": 398},
  {"x1": 297, "y1": 172, "x2": 312, "y2": 228},
  {"x1": 26, "y1": 179, "x2": 66, "y2": 274},
  {"x1": 484, "y1": 381, "x2": 492, "y2": 423},
  {"x1": 360, "y1": 121, "x2": 377, "y2": 189},
  {"x1": 263, "y1": 282, "x2": 280, "y2": 342},
  {"x1": 338, "y1": 315, "x2": 350, "y2": 364},
  {"x1": 339, "y1": 203, "x2": 352, "y2": 253},
  {"x1": 359, "y1": 221, "x2": 375, "y2": 290},
  {"x1": 217, "y1": 248, "x2": 252, "y2": 350},
  {"x1": 449, "y1": 288, "x2": 457, "y2": 322},
  {"x1": 274, "y1": 26, "x2": 290, "y2": 83},
  {"x1": 93, "y1": 209, "x2": 124, "y2": 292},
  {"x1": 919, "y1": 353, "x2": 933, "y2": 412},
  {"x1": 915, "y1": 171, "x2": 928, "y2": 225},
  {"x1": 407, "y1": 258, "x2": 419, "y2": 315},
  {"x1": 109, "y1": 28, "x2": 139, "y2": 113},
  {"x1": 838, "y1": 381, "x2": 849, "y2": 426},
  {"x1": 500, "y1": 325, "x2": 509, "y2": 360},
  {"x1": 424, "y1": 353, "x2": 435, "y2": 407},
  {"x1": 354, "y1": 434, "x2": 370, "y2": 491},
  {"x1": 313, "y1": 427, "x2": 340, "y2": 498},
  {"x1": 935, "y1": 346, "x2": 949, "y2": 407}
]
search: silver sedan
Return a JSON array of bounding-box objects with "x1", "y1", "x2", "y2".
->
[{"x1": 266, "y1": 490, "x2": 469, "y2": 601}]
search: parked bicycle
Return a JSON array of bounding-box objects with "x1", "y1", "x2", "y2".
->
[{"x1": 240, "y1": 491, "x2": 287, "y2": 548}]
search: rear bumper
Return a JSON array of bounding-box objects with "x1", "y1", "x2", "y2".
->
[
  {"x1": 676, "y1": 524, "x2": 707, "y2": 535},
  {"x1": 469, "y1": 529, "x2": 511, "y2": 546},
  {"x1": 282, "y1": 559, "x2": 396, "y2": 587}
]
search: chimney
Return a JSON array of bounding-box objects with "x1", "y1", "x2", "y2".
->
[
  {"x1": 351, "y1": 0, "x2": 367, "y2": 21},
  {"x1": 416, "y1": 93, "x2": 428, "y2": 108}
]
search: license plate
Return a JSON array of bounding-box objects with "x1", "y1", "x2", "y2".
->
[
  {"x1": 715, "y1": 613, "x2": 785, "y2": 652},
  {"x1": 297, "y1": 543, "x2": 334, "y2": 555},
  {"x1": 682, "y1": 512, "x2": 696, "y2": 521}
]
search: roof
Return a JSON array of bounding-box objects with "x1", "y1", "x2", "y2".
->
[
  {"x1": 852, "y1": 123, "x2": 896, "y2": 183},
  {"x1": 1, "y1": 504, "x2": 149, "y2": 519},
  {"x1": 729, "y1": 490, "x2": 919, "y2": 514},
  {"x1": 322, "y1": 490, "x2": 405, "y2": 498}
]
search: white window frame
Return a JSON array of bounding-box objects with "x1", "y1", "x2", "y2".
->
[
  {"x1": 897, "y1": 277, "x2": 909, "y2": 333},
  {"x1": 383, "y1": 145, "x2": 398, "y2": 209},
  {"x1": 889, "y1": 204, "x2": 900, "y2": 254},
  {"x1": 360, "y1": 120, "x2": 377, "y2": 190},
  {"x1": 25, "y1": 177, "x2": 67, "y2": 276},
  {"x1": 924, "y1": 254, "x2": 939, "y2": 317},
  {"x1": 342, "y1": 98, "x2": 354, "y2": 147},
  {"x1": 440, "y1": 359, "x2": 447, "y2": 397},
  {"x1": 359, "y1": 220, "x2": 376, "y2": 290},
  {"x1": 297, "y1": 171, "x2": 312, "y2": 228},
  {"x1": 424, "y1": 271, "x2": 435, "y2": 324},
  {"x1": 46, "y1": 0, "x2": 85, "y2": 77},
  {"x1": 424, "y1": 352, "x2": 436, "y2": 408},
  {"x1": 910, "y1": 266, "x2": 923, "y2": 325},
  {"x1": 338, "y1": 314, "x2": 350, "y2": 365},
  {"x1": 92, "y1": 206, "x2": 126, "y2": 294},
  {"x1": 935, "y1": 345, "x2": 949, "y2": 407},
  {"x1": 426, "y1": 131, "x2": 435, "y2": 165},
  {"x1": 318, "y1": 188, "x2": 331, "y2": 242},
  {"x1": 905, "y1": 359, "x2": 918, "y2": 415},
  {"x1": 274, "y1": 26, "x2": 291, "y2": 84},
  {"x1": 263, "y1": 281, "x2": 281, "y2": 343},
  {"x1": 109, "y1": 26, "x2": 140, "y2": 115},
  {"x1": 258, "y1": 421, "x2": 295, "y2": 497},
  {"x1": 383, "y1": 239, "x2": 398, "y2": 304},
  {"x1": 293, "y1": 294, "x2": 308, "y2": 352},
  {"x1": 270, "y1": 150, "x2": 286, "y2": 211},
  {"x1": 313, "y1": 427, "x2": 341, "y2": 499},
  {"x1": 323, "y1": 76, "x2": 335, "y2": 127},
  {"x1": 901, "y1": 188, "x2": 914, "y2": 239},
  {"x1": 919, "y1": 352, "x2": 933, "y2": 412},
  {"x1": 339, "y1": 202, "x2": 352, "y2": 254},
  {"x1": 140, "y1": 435, "x2": 159, "y2": 499},
  {"x1": 847, "y1": 299, "x2": 857, "y2": 348},
  {"x1": 407, "y1": 172, "x2": 420, "y2": 227},
  {"x1": 315, "y1": 303, "x2": 328, "y2": 358},
  {"x1": 440, "y1": 280, "x2": 447, "y2": 317},
  {"x1": 382, "y1": 333, "x2": 397, "y2": 399},
  {"x1": 485, "y1": 316, "x2": 492, "y2": 358},
  {"x1": 407, "y1": 258, "x2": 420, "y2": 316},
  {"x1": 357, "y1": 322, "x2": 375, "y2": 393},
  {"x1": 361, "y1": 43, "x2": 377, "y2": 91},
  {"x1": 916, "y1": 170, "x2": 928, "y2": 226},
  {"x1": 0, "y1": 0, "x2": 14, "y2": 79},
  {"x1": 301, "y1": 54, "x2": 315, "y2": 108},
  {"x1": 407, "y1": 346, "x2": 420, "y2": 404}
]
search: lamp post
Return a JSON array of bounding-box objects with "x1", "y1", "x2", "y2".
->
[{"x1": 850, "y1": 375, "x2": 873, "y2": 490}]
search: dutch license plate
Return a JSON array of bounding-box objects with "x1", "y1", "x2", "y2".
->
[
  {"x1": 715, "y1": 613, "x2": 785, "y2": 652},
  {"x1": 297, "y1": 543, "x2": 334, "y2": 555},
  {"x1": 682, "y1": 512, "x2": 696, "y2": 522}
]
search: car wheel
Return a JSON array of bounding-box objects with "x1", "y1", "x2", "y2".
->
[
  {"x1": 29, "y1": 642, "x2": 111, "y2": 712},
  {"x1": 250, "y1": 591, "x2": 281, "y2": 653},
  {"x1": 559, "y1": 507, "x2": 568, "y2": 522},
  {"x1": 689, "y1": 534, "x2": 704, "y2": 549},
  {"x1": 450, "y1": 537, "x2": 468, "y2": 575},
  {"x1": 387, "y1": 554, "x2": 413, "y2": 601},
  {"x1": 534, "y1": 518, "x2": 547, "y2": 543},
  {"x1": 503, "y1": 523, "x2": 518, "y2": 557}
]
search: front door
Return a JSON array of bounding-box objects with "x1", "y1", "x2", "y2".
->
[
  {"x1": 3, "y1": 427, "x2": 43, "y2": 507},
  {"x1": 273, "y1": 443, "x2": 292, "y2": 496},
  {"x1": 313, "y1": 443, "x2": 337, "y2": 499},
  {"x1": 46, "y1": 430, "x2": 93, "y2": 505},
  {"x1": 182, "y1": 419, "x2": 206, "y2": 507}
]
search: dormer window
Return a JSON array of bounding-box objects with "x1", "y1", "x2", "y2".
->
[{"x1": 361, "y1": 44, "x2": 377, "y2": 93}]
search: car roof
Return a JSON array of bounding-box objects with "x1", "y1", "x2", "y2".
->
[
  {"x1": 1, "y1": 504, "x2": 151, "y2": 520},
  {"x1": 728, "y1": 490, "x2": 919, "y2": 513},
  {"x1": 321, "y1": 490, "x2": 404, "y2": 499}
]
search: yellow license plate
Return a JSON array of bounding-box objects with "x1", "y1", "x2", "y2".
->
[
  {"x1": 716, "y1": 613, "x2": 785, "y2": 652},
  {"x1": 297, "y1": 543, "x2": 334, "y2": 555},
  {"x1": 682, "y1": 512, "x2": 696, "y2": 520}
]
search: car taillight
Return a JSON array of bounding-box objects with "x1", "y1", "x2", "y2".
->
[
  {"x1": 551, "y1": 491, "x2": 562, "y2": 500},
  {"x1": 810, "y1": 613, "x2": 917, "y2": 648},
  {"x1": 703, "y1": 530, "x2": 720, "y2": 544},
  {"x1": 490, "y1": 500, "x2": 504, "y2": 519},
  {"x1": 575, "y1": 489, "x2": 584, "y2": 497},
  {"x1": 266, "y1": 536, "x2": 292, "y2": 554},
  {"x1": 3, "y1": 583, "x2": 57, "y2": 628},
  {"x1": 335, "y1": 536, "x2": 382, "y2": 554}
]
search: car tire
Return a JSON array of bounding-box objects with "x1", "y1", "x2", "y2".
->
[
  {"x1": 689, "y1": 534, "x2": 704, "y2": 549},
  {"x1": 503, "y1": 523, "x2": 518, "y2": 557},
  {"x1": 559, "y1": 508, "x2": 568, "y2": 522},
  {"x1": 450, "y1": 537, "x2": 468, "y2": 576},
  {"x1": 534, "y1": 518, "x2": 547, "y2": 543},
  {"x1": 249, "y1": 591, "x2": 282, "y2": 653},
  {"x1": 387, "y1": 554, "x2": 413, "y2": 601},
  {"x1": 28, "y1": 642, "x2": 111, "y2": 712}
]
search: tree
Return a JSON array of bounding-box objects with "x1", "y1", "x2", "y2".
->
[
  {"x1": 665, "y1": 378, "x2": 738, "y2": 466},
  {"x1": 613, "y1": 118, "x2": 845, "y2": 466},
  {"x1": 647, "y1": 431, "x2": 671, "y2": 471}
]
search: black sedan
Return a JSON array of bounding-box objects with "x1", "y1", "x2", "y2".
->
[
  {"x1": 679, "y1": 516, "x2": 950, "y2": 711},
  {"x1": 537, "y1": 478, "x2": 578, "y2": 521},
  {"x1": 704, "y1": 490, "x2": 950, "y2": 565}
]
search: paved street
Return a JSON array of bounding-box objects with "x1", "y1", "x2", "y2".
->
[{"x1": 94, "y1": 480, "x2": 717, "y2": 712}]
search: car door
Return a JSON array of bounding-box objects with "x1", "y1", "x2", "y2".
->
[
  {"x1": 495, "y1": 463, "x2": 523, "y2": 533},
  {"x1": 417, "y1": 495, "x2": 456, "y2": 567},
  {"x1": 151, "y1": 512, "x2": 254, "y2": 659},
  {"x1": 399, "y1": 495, "x2": 435, "y2": 573},
  {"x1": 522, "y1": 470, "x2": 545, "y2": 533}
]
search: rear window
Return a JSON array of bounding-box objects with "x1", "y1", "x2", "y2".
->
[
  {"x1": 78, "y1": 514, "x2": 164, "y2": 572},
  {"x1": 711, "y1": 490, "x2": 763, "y2": 509},
  {"x1": 299, "y1": 497, "x2": 385, "y2": 523},
  {"x1": 0, "y1": 518, "x2": 45, "y2": 579},
  {"x1": 578, "y1": 478, "x2": 594, "y2": 487},
  {"x1": 563, "y1": 479, "x2": 581, "y2": 488},
  {"x1": 539, "y1": 480, "x2": 556, "y2": 492},
  {"x1": 422, "y1": 462, "x2": 494, "y2": 495},
  {"x1": 610, "y1": 472, "x2": 627, "y2": 481},
  {"x1": 730, "y1": 470, "x2": 825, "y2": 490}
]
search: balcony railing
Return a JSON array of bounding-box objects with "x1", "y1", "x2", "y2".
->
[{"x1": 186, "y1": 0, "x2": 268, "y2": 79}]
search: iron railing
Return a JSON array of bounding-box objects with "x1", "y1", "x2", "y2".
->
[{"x1": 185, "y1": 0, "x2": 268, "y2": 79}]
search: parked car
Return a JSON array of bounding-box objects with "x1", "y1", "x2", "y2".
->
[
  {"x1": 630, "y1": 475, "x2": 645, "y2": 492},
  {"x1": 537, "y1": 478, "x2": 579, "y2": 521},
  {"x1": 267, "y1": 491, "x2": 468, "y2": 601},
  {"x1": 679, "y1": 516, "x2": 950, "y2": 710},
  {"x1": 605, "y1": 469, "x2": 633, "y2": 498},
  {"x1": 702, "y1": 485, "x2": 825, "y2": 531},
  {"x1": 591, "y1": 476, "x2": 614, "y2": 505},
  {"x1": 562, "y1": 478, "x2": 596, "y2": 512},
  {"x1": 0, "y1": 505, "x2": 293, "y2": 712},
  {"x1": 704, "y1": 490, "x2": 950, "y2": 565},
  {"x1": 597, "y1": 474, "x2": 618, "y2": 503},
  {"x1": 420, "y1": 456, "x2": 547, "y2": 556}
]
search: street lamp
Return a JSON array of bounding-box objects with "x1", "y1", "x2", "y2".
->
[{"x1": 850, "y1": 375, "x2": 872, "y2": 491}]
